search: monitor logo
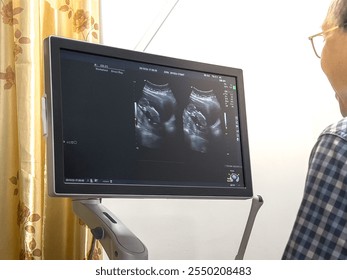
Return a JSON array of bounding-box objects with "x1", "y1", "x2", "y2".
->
[{"x1": 227, "y1": 172, "x2": 240, "y2": 183}]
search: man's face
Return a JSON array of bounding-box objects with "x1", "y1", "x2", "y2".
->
[{"x1": 321, "y1": 23, "x2": 347, "y2": 116}]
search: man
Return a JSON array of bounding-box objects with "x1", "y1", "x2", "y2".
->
[{"x1": 282, "y1": 0, "x2": 347, "y2": 259}]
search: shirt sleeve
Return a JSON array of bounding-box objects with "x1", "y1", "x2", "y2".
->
[{"x1": 282, "y1": 133, "x2": 347, "y2": 259}]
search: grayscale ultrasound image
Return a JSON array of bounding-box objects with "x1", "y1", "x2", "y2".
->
[
  {"x1": 58, "y1": 46, "x2": 247, "y2": 192},
  {"x1": 183, "y1": 87, "x2": 222, "y2": 153},
  {"x1": 135, "y1": 80, "x2": 177, "y2": 148}
]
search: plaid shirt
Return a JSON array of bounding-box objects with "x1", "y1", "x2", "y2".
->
[{"x1": 282, "y1": 118, "x2": 347, "y2": 259}]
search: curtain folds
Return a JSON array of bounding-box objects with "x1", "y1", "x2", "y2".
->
[{"x1": 0, "y1": 0, "x2": 102, "y2": 260}]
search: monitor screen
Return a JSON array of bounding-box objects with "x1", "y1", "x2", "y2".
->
[{"x1": 43, "y1": 36, "x2": 253, "y2": 198}]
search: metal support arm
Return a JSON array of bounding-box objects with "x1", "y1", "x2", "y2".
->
[
  {"x1": 235, "y1": 195, "x2": 264, "y2": 260},
  {"x1": 72, "y1": 199, "x2": 148, "y2": 260}
]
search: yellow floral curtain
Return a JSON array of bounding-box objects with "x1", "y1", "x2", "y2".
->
[{"x1": 0, "y1": 0, "x2": 102, "y2": 259}]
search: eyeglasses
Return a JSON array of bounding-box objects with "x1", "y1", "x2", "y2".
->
[
  {"x1": 308, "y1": 24, "x2": 347, "y2": 58},
  {"x1": 308, "y1": 26, "x2": 339, "y2": 58}
]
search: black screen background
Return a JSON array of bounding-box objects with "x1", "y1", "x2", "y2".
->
[{"x1": 60, "y1": 50, "x2": 244, "y2": 188}]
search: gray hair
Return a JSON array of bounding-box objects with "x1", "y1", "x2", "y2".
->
[{"x1": 325, "y1": 0, "x2": 347, "y2": 28}]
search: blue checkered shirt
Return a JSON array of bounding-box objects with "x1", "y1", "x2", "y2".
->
[{"x1": 282, "y1": 118, "x2": 347, "y2": 259}]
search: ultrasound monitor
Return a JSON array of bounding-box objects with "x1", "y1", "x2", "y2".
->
[{"x1": 43, "y1": 36, "x2": 253, "y2": 199}]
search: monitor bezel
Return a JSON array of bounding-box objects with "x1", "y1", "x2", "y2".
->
[{"x1": 44, "y1": 35, "x2": 253, "y2": 199}]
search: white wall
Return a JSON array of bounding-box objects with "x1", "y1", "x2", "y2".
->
[{"x1": 100, "y1": 0, "x2": 340, "y2": 259}]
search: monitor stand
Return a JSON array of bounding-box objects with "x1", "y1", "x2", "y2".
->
[
  {"x1": 72, "y1": 198, "x2": 148, "y2": 260},
  {"x1": 73, "y1": 195, "x2": 263, "y2": 260},
  {"x1": 235, "y1": 195, "x2": 264, "y2": 260}
]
